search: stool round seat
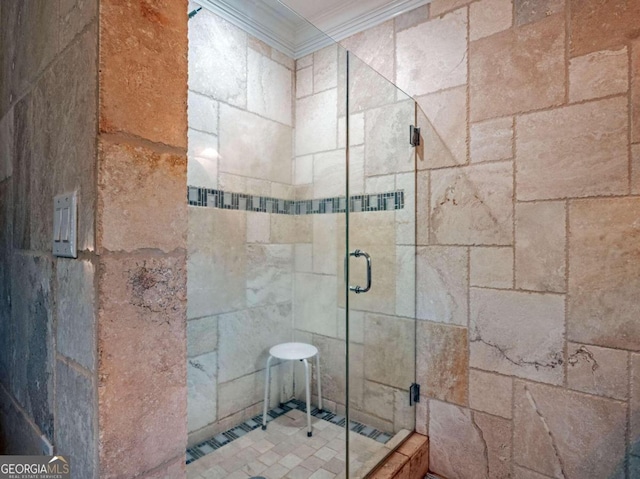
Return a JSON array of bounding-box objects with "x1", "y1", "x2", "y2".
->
[
  {"x1": 262, "y1": 342, "x2": 322, "y2": 437},
  {"x1": 269, "y1": 342, "x2": 318, "y2": 361}
]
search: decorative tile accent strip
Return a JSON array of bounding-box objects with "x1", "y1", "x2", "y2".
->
[
  {"x1": 187, "y1": 187, "x2": 404, "y2": 214},
  {"x1": 185, "y1": 399, "x2": 393, "y2": 465}
]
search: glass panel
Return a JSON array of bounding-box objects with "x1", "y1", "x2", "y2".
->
[
  {"x1": 186, "y1": 1, "x2": 350, "y2": 477},
  {"x1": 344, "y1": 51, "x2": 417, "y2": 477}
]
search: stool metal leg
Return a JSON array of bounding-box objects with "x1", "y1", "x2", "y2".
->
[
  {"x1": 262, "y1": 355, "x2": 273, "y2": 430},
  {"x1": 316, "y1": 352, "x2": 322, "y2": 411},
  {"x1": 303, "y1": 358, "x2": 312, "y2": 437}
]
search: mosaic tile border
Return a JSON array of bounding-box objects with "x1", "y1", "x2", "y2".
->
[
  {"x1": 186, "y1": 399, "x2": 393, "y2": 465},
  {"x1": 187, "y1": 187, "x2": 404, "y2": 214}
]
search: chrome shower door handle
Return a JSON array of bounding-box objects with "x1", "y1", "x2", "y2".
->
[{"x1": 349, "y1": 249, "x2": 372, "y2": 294}]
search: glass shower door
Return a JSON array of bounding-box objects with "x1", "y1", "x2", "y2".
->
[{"x1": 342, "y1": 50, "x2": 417, "y2": 477}]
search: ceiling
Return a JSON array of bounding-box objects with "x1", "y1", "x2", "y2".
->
[{"x1": 198, "y1": 0, "x2": 431, "y2": 58}]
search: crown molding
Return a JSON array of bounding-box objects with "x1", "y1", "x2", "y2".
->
[{"x1": 198, "y1": 0, "x2": 431, "y2": 59}]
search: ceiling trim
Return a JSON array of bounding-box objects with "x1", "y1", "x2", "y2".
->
[{"x1": 198, "y1": 0, "x2": 431, "y2": 59}]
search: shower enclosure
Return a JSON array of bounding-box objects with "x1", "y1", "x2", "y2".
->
[{"x1": 186, "y1": 1, "x2": 418, "y2": 476}]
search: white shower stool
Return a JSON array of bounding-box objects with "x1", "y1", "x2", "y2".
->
[{"x1": 262, "y1": 342, "x2": 322, "y2": 437}]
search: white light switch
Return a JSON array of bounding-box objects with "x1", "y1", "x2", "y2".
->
[{"x1": 52, "y1": 192, "x2": 77, "y2": 258}]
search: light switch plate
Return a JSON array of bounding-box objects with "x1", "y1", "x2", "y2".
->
[{"x1": 52, "y1": 192, "x2": 77, "y2": 258}]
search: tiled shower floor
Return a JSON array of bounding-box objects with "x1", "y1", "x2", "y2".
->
[{"x1": 186, "y1": 401, "x2": 393, "y2": 479}]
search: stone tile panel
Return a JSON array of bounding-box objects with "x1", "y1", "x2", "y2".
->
[
  {"x1": 470, "y1": 247, "x2": 513, "y2": 289},
  {"x1": 470, "y1": 14, "x2": 565, "y2": 121},
  {"x1": 568, "y1": 198, "x2": 640, "y2": 351},
  {"x1": 570, "y1": 0, "x2": 640, "y2": 57},
  {"x1": 566, "y1": 343, "x2": 628, "y2": 400},
  {"x1": 470, "y1": 288, "x2": 565, "y2": 384},
  {"x1": 470, "y1": 116, "x2": 513, "y2": 164},
  {"x1": 416, "y1": 86, "x2": 467, "y2": 168},
  {"x1": 469, "y1": 369, "x2": 513, "y2": 418},
  {"x1": 516, "y1": 97, "x2": 628, "y2": 200},
  {"x1": 515, "y1": 201, "x2": 566, "y2": 292},
  {"x1": 98, "y1": 253, "x2": 187, "y2": 479},
  {"x1": 428, "y1": 400, "x2": 488, "y2": 479},
  {"x1": 396, "y1": 9, "x2": 467, "y2": 96},
  {"x1": 513, "y1": 380, "x2": 627, "y2": 479},
  {"x1": 430, "y1": 161, "x2": 514, "y2": 245},
  {"x1": 417, "y1": 322, "x2": 469, "y2": 405},
  {"x1": 416, "y1": 246, "x2": 468, "y2": 325},
  {"x1": 569, "y1": 48, "x2": 628, "y2": 103},
  {"x1": 98, "y1": 139, "x2": 187, "y2": 253},
  {"x1": 101, "y1": 0, "x2": 187, "y2": 147}
]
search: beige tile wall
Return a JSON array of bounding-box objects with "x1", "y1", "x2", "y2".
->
[{"x1": 341, "y1": 1, "x2": 640, "y2": 477}]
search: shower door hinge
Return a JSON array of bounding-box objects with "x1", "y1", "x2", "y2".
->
[
  {"x1": 410, "y1": 125, "x2": 420, "y2": 147},
  {"x1": 409, "y1": 383, "x2": 420, "y2": 406}
]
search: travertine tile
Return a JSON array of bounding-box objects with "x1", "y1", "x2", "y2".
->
[
  {"x1": 189, "y1": 9, "x2": 246, "y2": 107},
  {"x1": 569, "y1": 48, "x2": 628, "y2": 102},
  {"x1": 101, "y1": 0, "x2": 187, "y2": 147},
  {"x1": 98, "y1": 140, "x2": 187, "y2": 253},
  {"x1": 416, "y1": 246, "x2": 468, "y2": 325},
  {"x1": 516, "y1": 97, "x2": 628, "y2": 200},
  {"x1": 218, "y1": 371, "x2": 269, "y2": 419},
  {"x1": 363, "y1": 381, "x2": 395, "y2": 422},
  {"x1": 312, "y1": 215, "x2": 337, "y2": 275},
  {"x1": 430, "y1": 0, "x2": 474, "y2": 17},
  {"x1": 248, "y1": 49, "x2": 292, "y2": 126},
  {"x1": 513, "y1": 380, "x2": 627, "y2": 479},
  {"x1": 187, "y1": 208, "x2": 246, "y2": 318},
  {"x1": 514, "y1": 0, "x2": 565, "y2": 26},
  {"x1": 296, "y1": 89, "x2": 338, "y2": 156},
  {"x1": 470, "y1": 0, "x2": 512, "y2": 41},
  {"x1": 187, "y1": 316, "x2": 218, "y2": 358},
  {"x1": 470, "y1": 14, "x2": 565, "y2": 121},
  {"x1": 294, "y1": 155, "x2": 313, "y2": 185},
  {"x1": 566, "y1": 343, "x2": 628, "y2": 400},
  {"x1": 188, "y1": 351, "x2": 217, "y2": 432},
  {"x1": 54, "y1": 361, "x2": 96, "y2": 479},
  {"x1": 474, "y1": 412, "x2": 513, "y2": 479},
  {"x1": 313, "y1": 45, "x2": 338, "y2": 92},
  {"x1": 428, "y1": 401, "x2": 488, "y2": 479},
  {"x1": 294, "y1": 273, "x2": 338, "y2": 337},
  {"x1": 396, "y1": 9, "x2": 467, "y2": 96},
  {"x1": 341, "y1": 21, "x2": 395, "y2": 84},
  {"x1": 569, "y1": 0, "x2": 640, "y2": 57},
  {"x1": 470, "y1": 288, "x2": 565, "y2": 384},
  {"x1": 469, "y1": 369, "x2": 513, "y2": 418},
  {"x1": 364, "y1": 101, "x2": 415, "y2": 176},
  {"x1": 219, "y1": 104, "x2": 292, "y2": 184},
  {"x1": 568, "y1": 198, "x2": 640, "y2": 351},
  {"x1": 297, "y1": 67, "x2": 313, "y2": 98},
  {"x1": 337, "y1": 113, "x2": 364, "y2": 148},
  {"x1": 218, "y1": 304, "x2": 292, "y2": 383},
  {"x1": 246, "y1": 212, "x2": 270, "y2": 244},
  {"x1": 297, "y1": 54, "x2": 313, "y2": 70},
  {"x1": 395, "y1": 4, "x2": 430, "y2": 32},
  {"x1": 346, "y1": 52, "x2": 397, "y2": 114},
  {"x1": 416, "y1": 86, "x2": 467, "y2": 168},
  {"x1": 246, "y1": 244, "x2": 293, "y2": 307},
  {"x1": 98, "y1": 253, "x2": 186, "y2": 478},
  {"x1": 59, "y1": 0, "x2": 98, "y2": 50},
  {"x1": 364, "y1": 314, "x2": 414, "y2": 390},
  {"x1": 248, "y1": 35, "x2": 271, "y2": 57},
  {"x1": 470, "y1": 247, "x2": 513, "y2": 289},
  {"x1": 56, "y1": 259, "x2": 96, "y2": 371},
  {"x1": 470, "y1": 117, "x2": 513, "y2": 163},
  {"x1": 417, "y1": 322, "x2": 469, "y2": 405},
  {"x1": 430, "y1": 162, "x2": 514, "y2": 245},
  {"x1": 515, "y1": 202, "x2": 566, "y2": 292},
  {"x1": 396, "y1": 245, "x2": 416, "y2": 319},
  {"x1": 188, "y1": 90, "x2": 218, "y2": 135},
  {"x1": 313, "y1": 150, "x2": 346, "y2": 198}
]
